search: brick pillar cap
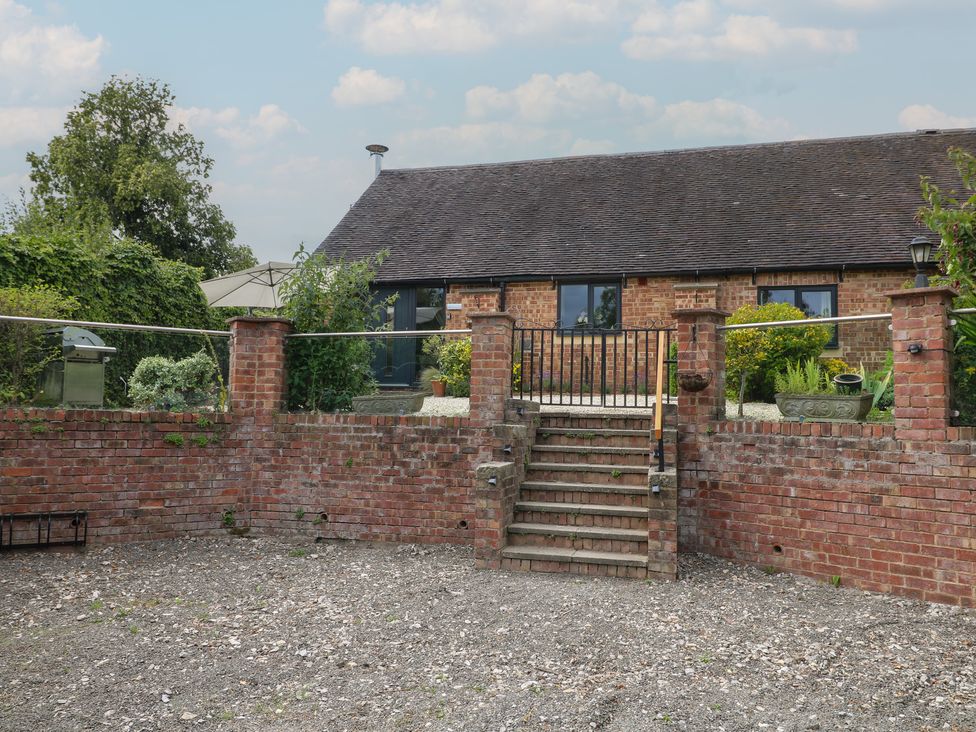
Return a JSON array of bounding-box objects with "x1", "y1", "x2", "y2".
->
[
  {"x1": 226, "y1": 315, "x2": 293, "y2": 326},
  {"x1": 673, "y1": 307, "x2": 730, "y2": 318},
  {"x1": 673, "y1": 282, "x2": 720, "y2": 291},
  {"x1": 885, "y1": 285, "x2": 958, "y2": 301},
  {"x1": 468, "y1": 311, "x2": 515, "y2": 323}
]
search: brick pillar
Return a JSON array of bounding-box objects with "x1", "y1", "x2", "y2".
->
[
  {"x1": 469, "y1": 312, "x2": 514, "y2": 427},
  {"x1": 673, "y1": 282, "x2": 720, "y2": 311},
  {"x1": 674, "y1": 308, "x2": 728, "y2": 429},
  {"x1": 227, "y1": 317, "x2": 292, "y2": 416},
  {"x1": 887, "y1": 286, "x2": 956, "y2": 442}
]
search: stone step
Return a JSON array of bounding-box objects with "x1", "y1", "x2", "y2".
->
[
  {"x1": 536, "y1": 427, "x2": 674, "y2": 450},
  {"x1": 515, "y1": 501, "x2": 648, "y2": 518},
  {"x1": 526, "y1": 462, "x2": 648, "y2": 486},
  {"x1": 500, "y1": 546, "x2": 648, "y2": 578},
  {"x1": 531, "y1": 444, "x2": 650, "y2": 467},
  {"x1": 513, "y1": 500, "x2": 649, "y2": 530},
  {"x1": 519, "y1": 482, "x2": 648, "y2": 508},
  {"x1": 539, "y1": 413, "x2": 653, "y2": 431},
  {"x1": 506, "y1": 523, "x2": 648, "y2": 553}
]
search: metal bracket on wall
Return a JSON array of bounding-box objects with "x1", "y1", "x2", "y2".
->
[{"x1": 0, "y1": 511, "x2": 88, "y2": 551}]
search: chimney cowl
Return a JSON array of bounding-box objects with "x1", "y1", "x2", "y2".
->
[{"x1": 366, "y1": 144, "x2": 389, "y2": 178}]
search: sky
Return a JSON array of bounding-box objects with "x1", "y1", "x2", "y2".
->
[{"x1": 1, "y1": 0, "x2": 975, "y2": 264}]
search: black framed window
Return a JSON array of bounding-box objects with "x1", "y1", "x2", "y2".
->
[
  {"x1": 759, "y1": 285, "x2": 838, "y2": 348},
  {"x1": 558, "y1": 282, "x2": 620, "y2": 329}
]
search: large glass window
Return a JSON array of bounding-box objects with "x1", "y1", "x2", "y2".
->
[
  {"x1": 558, "y1": 282, "x2": 620, "y2": 329},
  {"x1": 759, "y1": 285, "x2": 838, "y2": 347}
]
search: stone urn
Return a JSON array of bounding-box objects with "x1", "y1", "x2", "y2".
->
[
  {"x1": 352, "y1": 391, "x2": 426, "y2": 415},
  {"x1": 775, "y1": 392, "x2": 873, "y2": 422}
]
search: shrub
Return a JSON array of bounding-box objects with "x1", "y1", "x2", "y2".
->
[
  {"x1": 0, "y1": 285, "x2": 78, "y2": 405},
  {"x1": 0, "y1": 234, "x2": 215, "y2": 406},
  {"x1": 726, "y1": 302, "x2": 832, "y2": 403},
  {"x1": 819, "y1": 357, "x2": 853, "y2": 382},
  {"x1": 281, "y1": 245, "x2": 391, "y2": 412},
  {"x1": 775, "y1": 358, "x2": 836, "y2": 395},
  {"x1": 128, "y1": 350, "x2": 218, "y2": 411},
  {"x1": 422, "y1": 335, "x2": 472, "y2": 397}
]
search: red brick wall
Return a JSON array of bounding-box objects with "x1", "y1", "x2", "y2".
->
[
  {"x1": 0, "y1": 409, "x2": 244, "y2": 544},
  {"x1": 682, "y1": 420, "x2": 976, "y2": 607},
  {"x1": 0, "y1": 408, "x2": 492, "y2": 547},
  {"x1": 447, "y1": 269, "x2": 913, "y2": 369}
]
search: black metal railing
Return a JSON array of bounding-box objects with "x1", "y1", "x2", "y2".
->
[{"x1": 511, "y1": 326, "x2": 675, "y2": 408}]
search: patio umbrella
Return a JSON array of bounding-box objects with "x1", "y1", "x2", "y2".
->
[{"x1": 199, "y1": 261, "x2": 297, "y2": 309}]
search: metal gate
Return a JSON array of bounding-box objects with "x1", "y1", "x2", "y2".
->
[{"x1": 512, "y1": 326, "x2": 675, "y2": 408}]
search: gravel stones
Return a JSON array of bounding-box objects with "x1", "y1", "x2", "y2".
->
[{"x1": 0, "y1": 538, "x2": 973, "y2": 731}]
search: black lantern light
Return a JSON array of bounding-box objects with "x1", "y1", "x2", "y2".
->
[{"x1": 909, "y1": 235, "x2": 933, "y2": 288}]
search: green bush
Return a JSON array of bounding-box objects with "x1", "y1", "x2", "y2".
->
[
  {"x1": 128, "y1": 350, "x2": 218, "y2": 411},
  {"x1": 0, "y1": 233, "x2": 216, "y2": 406},
  {"x1": 282, "y1": 245, "x2": 391, "y2": 412},
  {"x1": 422, "y1": 335, "x2": 472, "y2": 397},
  {"x1": 0, "y1": 285, "x2": 79, "y2": 405},
  {"x1": 726, "y1": 302, "x2": 832, "y2": 403}
]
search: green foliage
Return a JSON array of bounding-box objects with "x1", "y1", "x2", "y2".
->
[
  {"x1": 163, "y1": 433, "x2": 184, "y2": 447},
  {"x1": 418, "y1": 366, "x2": 441, "y2": 394},
  {"x1": 422, "y1": 335, "x2": 472, "y2": 397},
  {"x1": 953, "y1": 340, "x2": 976, "y2": 425},
  {"x1": 0, "y1": 233, "x2": 219, "y2": 406},
  {"x1": 282, "y1": 246, "x2": 391, "y2": 412},
  {"x1": 774, "y1": 358, "x2": 836, "y2": 395},
  {"x1": 668, "y1": 341, "x2": 678, "y2": 396},
  {"x1": 819, "y1": 358, "x2": 853, "y2": 382},
  {"x1": 858, "y1": 358, "x2": 893, "y2": 411},
  {"x1": 191, "y1": 435, "x2": 210, "y2": 448},
  {"x1": 918, "y1": 147, "x2": 976, "y2": 295},
  {"x1": 129, "y1": 350, "x2": 218, "y2": 411},
  {"x1": 17, "y1": 76, "x2": 254, "y2": 277},
  {"x1": 221, "y1": 510, "x2": 235, "y2": 528},
  {"x1": 726, "y1": 302, "x2": 832, "y2": 403},
  {"x1": 0, "y1": 285, "x2": 78, "y2": 405}
]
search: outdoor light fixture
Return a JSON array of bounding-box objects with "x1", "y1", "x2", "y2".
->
[
  {"x1": 502, "y1": 444, "x2": 513, "y2": 454},
  {"x1": 907, "y1": 343, "x2": 924, "y2": 355},
  {"x1": 487, "y1": 476, "x2": 497, "y2": 486},
  {"x1": 651, "y1": 483, "x2": 661, "y2": 495},
  {"x1": 909, "y1": 235, "x2": 933, "y2": 288}
]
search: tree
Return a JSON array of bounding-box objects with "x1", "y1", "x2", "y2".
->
[
  {"x1": 281, "y1": 246, "x2": 393, "y2": 412},
  {"x1": 22, "y1": 76, "x2": 254, "y2": 277}
]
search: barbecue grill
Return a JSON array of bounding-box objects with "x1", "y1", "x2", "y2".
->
[{"x1": 36, "y1": 327, "x2": 116, "y2": 407}]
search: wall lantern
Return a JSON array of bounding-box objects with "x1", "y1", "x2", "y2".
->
[{"x1": 909, "y1": 235, "x2": 933, "y2": 288}]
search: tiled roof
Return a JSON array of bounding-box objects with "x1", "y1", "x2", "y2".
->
[{"x1": 317, "y1": 129, "x2": 976, "y2": 282}]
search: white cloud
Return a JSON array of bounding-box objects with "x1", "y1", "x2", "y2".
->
[
  {"x1": 0, "y1": 106, "x2": 65, "y2": 146},
  {"x1": 394, "y1": 122, "x2": 574, "y2": 166},
  {"x1": 658, "y1": 97, "x2": 792, "y2": 139},
  {"x1": 0, "y1": 0, "x2": 105, "y2": 92},
  {"x1": 168, "y1": 105, "x2": 240, "y2": 132},
  {"x1": 322, "y1": 0, "x2": 621, "y2": 54},
  {"x1": 331, "y1": 67, "x2": 406, "y2": 107},
  {"x1": 466, "y1": 72, "x2": 655, "y2": 123},
  {"x1": 897, "y1": 104, "x2": 976, "y2": 131},
  {"x1": 623, "y1": 2, "x2": 857, "y2": 60},
  {"x1": 216, "y1": 104, "x2": 304, "y2": 148}
]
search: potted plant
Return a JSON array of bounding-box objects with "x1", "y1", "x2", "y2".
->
[
  {"x1": 419, "y1": 366, "x2": 446, "y2": 397},
  {"x1": 774, "y1": 358, "x2": 872, "y2": 422}
]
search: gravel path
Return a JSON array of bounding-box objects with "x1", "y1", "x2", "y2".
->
[{"x1": 1, "y1": 539, "x2": 973, "y2": 731}]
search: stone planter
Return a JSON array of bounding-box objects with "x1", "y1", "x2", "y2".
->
[
  {"x1": 352, "y1": 391, "x2": 426, "y2": 415},
  {"x1": 775, "y1": 392, "x2": 873, "y2": 422}
]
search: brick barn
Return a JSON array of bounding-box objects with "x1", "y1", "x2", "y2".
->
[{"x1": 318, "y1": 128, "x2": 976, "y2": 388}]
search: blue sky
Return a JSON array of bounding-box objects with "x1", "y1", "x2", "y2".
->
[{"x1": 1, "y1": 0, "x2": 975, "y2": 264}]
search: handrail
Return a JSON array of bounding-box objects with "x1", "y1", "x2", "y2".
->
[
  {"x1": 286, "y1": 329, "x2": 473, "y2": 338},
  {"x1": 717, "y1": 312, "x2": 892, "y2": 331},
  {"x1": 0, "y1": 314, "x2": 231, "y2": 337},
  {"x1": 654, "y1": 330, "x2": 666, "y2": 472}
]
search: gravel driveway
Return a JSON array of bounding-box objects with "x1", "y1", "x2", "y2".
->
[{"x1": 1, "y1": 539, "x2": 973, "y2": 732}]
